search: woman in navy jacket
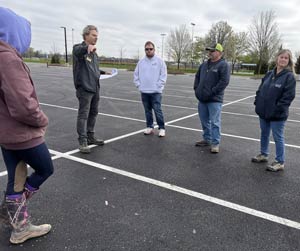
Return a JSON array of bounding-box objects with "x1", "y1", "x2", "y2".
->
[{"x1": 252, "y1": 49, "x2": 296, "y2": 171}]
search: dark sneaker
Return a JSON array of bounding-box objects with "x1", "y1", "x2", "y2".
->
[
  {"x1": 87, "y1": 137, "x2": 104, "y2": 146},
  {"x1": 79, "y1": 142, "x2": 91, "y2": 153},
  {"x1": 266, "y1": 161, "x2": 284, "y2": 172},
  {"x1": 210, "y1": 145, "x2": 219, "y2": 153},
  {"x1": 251, "y1": 154, "x2": 268, "y2": 163},
  {"x1": 195, "y1": 140, "x2": 210, "y2": 147}
]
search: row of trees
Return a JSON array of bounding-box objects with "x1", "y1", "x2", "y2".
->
[
  {"x1": 22, "y1": 47, "x2": 63, "y2": 64},
  {"x1": 166, "y1": 10, "x2": 299, "y2": 74},
  {"x1": 23, "y1": 47, "x2": 46, "y2": 58},
  {"x1": 23, "y1": 9, "x2": 300, "y2": 75}
]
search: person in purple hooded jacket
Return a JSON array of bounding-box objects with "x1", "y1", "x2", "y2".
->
[{"x1": 0, "y1": 8, "x2": 53, "y2": 244}]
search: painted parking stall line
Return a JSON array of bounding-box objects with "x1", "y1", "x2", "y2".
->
[{"x1": 48, "y1": 149, "x2": 300, "y2": 231}]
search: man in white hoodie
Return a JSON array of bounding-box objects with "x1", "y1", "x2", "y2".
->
[{"x1": 134, "y1": 41, "x2": 167, "y2": 137}]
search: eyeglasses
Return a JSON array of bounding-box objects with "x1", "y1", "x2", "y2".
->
[{"x1": 145, "y1": 48, "x2": 154, "y2": 51}]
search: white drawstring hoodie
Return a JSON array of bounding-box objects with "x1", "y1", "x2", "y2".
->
[{"x1": 133, "y1": 55, "x2": 167, "y2": 93}]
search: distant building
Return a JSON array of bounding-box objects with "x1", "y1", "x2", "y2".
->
[{"x1": 240, "y1": 63, "x2": 256, "y2": 71}]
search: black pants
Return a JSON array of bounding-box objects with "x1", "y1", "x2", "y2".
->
[
  {"x1": 1, "y1": 142, "x2": 54, "y2": 195},
  {"x1": 76, "y1": 87, "x2": 100, "y2": 144}
]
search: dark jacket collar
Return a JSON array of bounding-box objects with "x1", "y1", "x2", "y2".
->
[{"x1": 273, "y1": 67, "x2": 291, "y2": 78}]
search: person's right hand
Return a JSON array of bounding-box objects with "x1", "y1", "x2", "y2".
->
[{"x1": 88, "y1": 45, "x2": 97, "y2": 54}]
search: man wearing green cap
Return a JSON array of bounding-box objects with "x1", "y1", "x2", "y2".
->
[{"x1": 193, "y1": 43, "x2": 230, "y2": 153}]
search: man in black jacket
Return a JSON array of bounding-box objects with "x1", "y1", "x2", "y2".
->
[
  {"x1": 194, "y1": 43, "x2": 230, "y2": 153},
  {"x1": 73, "y1": 25, "x2": 108, "y2": 153}
]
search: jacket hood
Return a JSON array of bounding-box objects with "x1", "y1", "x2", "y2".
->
[
  {"x1": 273, "y1": 67, "x2": 292, "y2": 77},
  {"x1": 0, "y1": 7, "x2": 31, "y2": 54}
]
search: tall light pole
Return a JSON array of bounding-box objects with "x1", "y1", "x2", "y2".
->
[
  {"x1": 160, "y1": 33, "x2": 166, "y2": 60},
  {"x1": 60, "y1": 26, "x2": 68, "y2": 63},
  {"x1": 72, "y1": 28, "x2": 74, "y2": 47},
  {"x1": 190, "y1": 22, "x2": 195, "y2": 68}
]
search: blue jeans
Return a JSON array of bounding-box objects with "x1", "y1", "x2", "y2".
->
[
  {"x1": 1, "y1": 143, "x2": 54, "y2": 195},
  {"x1": 259, "y1": 118, "x2": 285, "y2": 163},
  {"x1": 198, "y1": 101, "x2": 222, "y2": 145},
  {"x1": 76, "y1": 87, "x2": 100, "y2": 144},
  {"x1": 141, "y1": 93, "x2": 165, "y2": 129}
]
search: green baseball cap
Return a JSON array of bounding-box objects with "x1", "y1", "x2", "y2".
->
[{"x1": 205, "y1": 43, "x2": 223, "y2": 52}]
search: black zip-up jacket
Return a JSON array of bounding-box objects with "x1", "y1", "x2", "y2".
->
[
  {"x1": 254, "y1": 68, "x2": 296, "y2": 121},
  {"x1": 194, "y1": 58, "x2": 230, "y2": 103},
  {"x1": 72, "y1": 42, "x2": 105, "y2": 93}
]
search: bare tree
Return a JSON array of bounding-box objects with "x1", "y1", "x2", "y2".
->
[
  {"x1": 50, "y1": 42, "x2": 61, "y2": 64},
  {"x1": 205, "y1": 21, "x2": 233, "y2": 49},
  {"x1": 193, "y1": 36, "x2": 206, "y2": 64},
  {"x1": 22, "y1": 47, "x2": 34, "y2": 58},
  {"x1": 50, "y1": 42, "x2": 59, "y2": 55},
  {"x1": 226, "y1": 32, "x2": 249, "y2": 74},
  {"x1": 167, "y1": 24, "x2": 191, "y2": 69},
  {"x1": 248, "y1": 10, "x2": 281, "y2": 74}
]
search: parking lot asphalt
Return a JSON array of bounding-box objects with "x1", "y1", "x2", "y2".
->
[{"x1": 0, "y1": 63, "x2": 300, "y2": 250}]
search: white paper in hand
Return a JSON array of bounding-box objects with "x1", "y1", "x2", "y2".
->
[{"x1": 100, "y1": 68, "x2": 118, "y2": 80}]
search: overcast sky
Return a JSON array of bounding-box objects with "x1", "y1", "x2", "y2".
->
[{"x1": 1, "y1": 0, "x2": 300, "y2": 59}]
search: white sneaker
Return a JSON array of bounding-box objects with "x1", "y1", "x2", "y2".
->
[
  {"x1": 143, "y1": 128, "x2": 154, "y2": 135},
  {"x1": 158, "y1": 129, "x2": 165, "y2": 137},
  {"x1": 10, "y1": 222, "x2": 52, "y2": 244}
]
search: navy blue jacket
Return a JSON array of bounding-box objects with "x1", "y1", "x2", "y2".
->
[
  {"x1": 72, "y1": 42, "x2": 105, "y2": 93},
  {"x1": 194, "y1": 58, "x2": 230, "y2": 103},
  {"x1": 254, "y1": 68, "x2": 296, "y2": 121}
]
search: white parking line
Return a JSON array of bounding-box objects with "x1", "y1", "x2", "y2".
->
[
  {"x1": 100, "y1": 96, "x2": 198, "y2": 110},
  {"x1": 39, "y1": 94, "x2": 300, "y2": 153},
  {"x1": 63, "y1": 128, "x2": 149, "y2": 156},
  {"x1": 2, "y1": 93, "x2": 300, "y2": 231},
  {"x1": 223, "y1": 95, "x2": 255, "y2": 106},
  {"x1": 40, "y1": 103, "x2": 146, "y2": 123},
  {"x1": 48, "y1": 150, "x2": 300, "y2": 231},
  {"x1": 222, "y1": 111, "x2": 300, "y2": 123},
  {"x1": 167, "y1": 124, "x2": 300, "y2": 149}
]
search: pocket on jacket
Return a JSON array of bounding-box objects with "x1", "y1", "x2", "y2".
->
[
  {"x1": 254, "y1": 97, "x2": 264, "y2": 117},
  {"x1": 273, "y1": 107, "x2": 288, "y2": 120}
]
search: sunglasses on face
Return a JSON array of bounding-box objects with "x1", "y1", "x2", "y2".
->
[{"x1": 145, "y1": 48, "x2": 154, "y2": 51}]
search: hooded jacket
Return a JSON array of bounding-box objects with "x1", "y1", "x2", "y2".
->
[
  {"x1": 0, "y1": 7, "x2": 48, "y2": 150},
  {"x1": 194, "y1": 58, "x2": 230, "y2": 103},
  {"x1": 133, "y1": 55, "x2": 167, "y2": 94},
  {"x1": 254, "y1": 68, "x2": 296, "y2": 121}
]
